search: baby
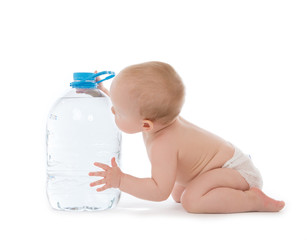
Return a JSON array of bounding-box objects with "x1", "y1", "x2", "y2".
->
[{"x1": 89, "y1": 61, "x2": 285, "y2": 213}]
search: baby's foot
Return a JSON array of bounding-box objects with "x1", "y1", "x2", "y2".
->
[{"x1": 249, "y1": 187, "x2": 285, "y2": 212}]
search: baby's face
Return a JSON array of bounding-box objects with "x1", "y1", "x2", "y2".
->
[{"x1": 109, "y1": 77, "x2": 142, "y2": 134}]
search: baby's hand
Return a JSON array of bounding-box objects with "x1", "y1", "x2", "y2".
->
[
  {"x1": 89, "y1": 157, "x2": 122, "y2": 192},
  {"x1": 94, "y1": 70, "x2": 110, "y2": 96}
]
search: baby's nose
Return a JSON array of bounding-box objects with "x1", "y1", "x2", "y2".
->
[{"x1": 111, "y1": 107, "x2": 115, "y2": 115}]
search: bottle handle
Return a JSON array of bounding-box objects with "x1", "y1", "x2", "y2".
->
[{"x1": 92, "y1": 71, "x2": 115, "y2": 84}]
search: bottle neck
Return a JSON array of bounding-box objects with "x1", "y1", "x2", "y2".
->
[{"x1": 70, "y1": 80, "x2": 97, "y2": 89}]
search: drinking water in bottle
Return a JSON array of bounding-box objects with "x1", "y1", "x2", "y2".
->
[{"x1": 46, "y1": 71, "x2": 121, "y2": 211}]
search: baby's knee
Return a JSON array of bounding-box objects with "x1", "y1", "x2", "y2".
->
[
  {"x1": 180, "y1": 191, "x2": 199, "y2": 213},
  {"x1": 181, "y1": 189, "x2": 216, "y2": 213}
]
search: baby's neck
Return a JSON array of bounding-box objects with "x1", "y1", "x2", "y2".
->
[{"x1": 143, "y1": 117, "x2": 179, "y2": 140}]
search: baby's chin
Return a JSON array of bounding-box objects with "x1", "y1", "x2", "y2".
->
[{"x1": 119, "y1": 128, "x2": 141, "y2": 134}]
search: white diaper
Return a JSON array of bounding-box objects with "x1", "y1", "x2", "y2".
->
[{"x1": 222, "y1": 145, "x2": 263, "y2": 189}]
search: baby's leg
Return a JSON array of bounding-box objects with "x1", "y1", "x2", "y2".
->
[
  {"x1": 181, "y1": 168, "x2": 285, "y2": 214},
  {"x1": 171, "y1": 183, "x2": 185, "y2": 203}
]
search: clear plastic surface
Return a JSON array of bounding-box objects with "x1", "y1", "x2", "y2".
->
[{"x1": 46, "y1": 88, "x2": 121, "y2": 211}]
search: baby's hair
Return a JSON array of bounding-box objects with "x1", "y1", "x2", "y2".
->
[{"x1": 120, "y1": 61, "x2": 185, "y2": 125}]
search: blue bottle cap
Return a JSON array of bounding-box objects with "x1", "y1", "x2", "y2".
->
[{"x1": 70, "y1": 71, "x2": 115, "y2": 89}]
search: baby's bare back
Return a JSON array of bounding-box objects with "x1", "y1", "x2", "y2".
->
[{"x1": 172, "y1": 117, "x2": 235, "y2": 186}]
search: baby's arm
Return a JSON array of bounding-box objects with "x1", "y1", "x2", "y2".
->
[
  {"x1": 94, "y1": 70, "x2": 110, "y2": 96},
  {"x1": 97, "y1": 82, "x2": 110, "y2": 96},
  {"x1": 120, "y1": 142, "x2": 177, "y2": 201},
  {"x1": 89, "y1": 140, "x2": 177, "y2": 202}
]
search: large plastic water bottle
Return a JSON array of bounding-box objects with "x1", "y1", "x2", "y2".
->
[{"x1": 46, "y1": 71, "x2": 121, "y2": 211}]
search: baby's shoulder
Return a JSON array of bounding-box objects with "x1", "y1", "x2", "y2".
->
[
  {"x1": 147, "y1": 135, "x2": 178, "y2": 164},
  {"x1": 148, "y1": 129, "x2": 178, "y2": 152},
  {"x1": 152, "y1": 130, "x2": 174, "y2": 147}
]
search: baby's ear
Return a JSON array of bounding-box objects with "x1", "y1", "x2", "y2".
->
[{"x1": 142, "y1": 120, "x2": 154, "y2": 132}]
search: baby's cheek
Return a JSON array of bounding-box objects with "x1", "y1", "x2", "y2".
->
[
  {"x1": 114, "y1": 117, "x2": 123, "y2": 129},
  {"x1": 111, "y1": 107, "x2": 115, "y2": 115},
  {"x1": 114, "y1": 116, "x2": 119, "y2": 125}
]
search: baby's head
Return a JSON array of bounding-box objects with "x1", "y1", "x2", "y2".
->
[{"x1": 110, "y1": 61, "x2": 185, "y2": 133}]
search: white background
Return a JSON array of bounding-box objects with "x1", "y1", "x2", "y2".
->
[{"x1": 0, "y1": 0, "x2": 306, "y2": 239}]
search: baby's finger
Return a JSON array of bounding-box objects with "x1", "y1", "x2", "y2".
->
[
  {"x1": 94, "y1": 70, "x2": 102, "y2": 82},
  {"x1": 94, "y1": 162, "x2": 110, "y2": 170},
  {"x1": 90, "y1": 178, "x2": 106, "y2": 187},
  {"x1": 88, "y1": 171, "x2": 106, "y2": 177},
  {"x1": 111, "y1": 157, "x2": 117, "y2": 167}
]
